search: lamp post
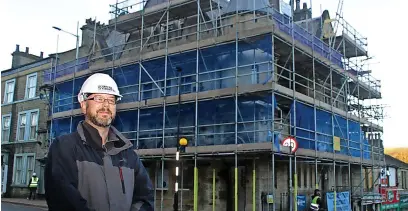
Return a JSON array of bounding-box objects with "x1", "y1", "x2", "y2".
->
[
  {"x1": 52, "y1": 22, "x2": 80, "y2": 133},
  {"x1": 52, "y1": 23, "x2": 79, "y2": 65},
  {"x1": 173, "y1": 67, "x2": 187, "y2": 211}
]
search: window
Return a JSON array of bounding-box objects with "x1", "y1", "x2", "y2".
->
[
  {"x1": 310, "y1": 166, "x2": 314, "y2": 188},
  {"x1": 25, "y1": 73, "x2": 37, "y2": 99},
  {"x1": 251, "y1": 64, "x2": 259, "y2": 84},
  {"x1": 3, "y1": 79, "x2": 15, "y2": 103},
  {"x1": 2, "y1": 114, "x2": 11, "y2": 143},
  {"x1": 297, "y1": 165, "x2": 301, "y2": 187},
  {"x1": 303, "y1": 165, "x2": 308, "y2": 188},
  {"x1": 17, "y1": 110, "x2": 39, "y2": 141},
  {"x1": 156, "y1": 167, "x2": 169, "y2": 190},
  {"x1": 12, "y1": 153, "x2": 35, "y2": 185}
]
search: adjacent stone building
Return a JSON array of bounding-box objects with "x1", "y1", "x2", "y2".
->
[{"x1": 1, "y1": 45, "x2": 51, "y2": 198}]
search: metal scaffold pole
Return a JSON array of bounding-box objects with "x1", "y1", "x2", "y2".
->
[
  {"x1": 173, "y1": 67, "x2": 182, "y2": 211},
  {"x1": 193, "y1": 1, "x2": 200, "y2": 211},
  {"x1": 162, "y1": 3, "x2": 169, "y2": 211},
  {"x1": 309, "y1": 0, "x2": 319, "y2": 192},
  {"x1": 290, "y1": 1, "x2": 296, "y2": 210},
  {"x1": 270, "y1": 7, "x2": 276, "y2": 211},
  {"x1": 234, "y1": 1, "x2": 239, "y2": 211},
  {"x1": 49, "y1": 33, "x2": 59, "y2": 146}
]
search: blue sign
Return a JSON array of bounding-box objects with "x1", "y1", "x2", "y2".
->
[
  {"x1": 326, "y1": 191, "x2": 351, "y2": 211},
  {"x1": 297, "y1": 195, "x2": 307, "y2": 211}
]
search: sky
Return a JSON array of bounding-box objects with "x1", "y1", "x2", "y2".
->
[{"x1": 1, "y1": 0, "x2": 406, "y2": 147}]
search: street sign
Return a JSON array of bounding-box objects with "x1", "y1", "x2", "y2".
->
[{"x1": 281, "y1": 137, "x2": 298, "y2": 153}]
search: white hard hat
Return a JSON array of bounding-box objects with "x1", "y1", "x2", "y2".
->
[
  {"x1": 32, "y1": 172, "x2": 37, "y2": 176},
  {"x1": 78, "y1": 73, "x2": 122, "y2": 103}
]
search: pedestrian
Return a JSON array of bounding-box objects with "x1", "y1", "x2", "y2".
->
[
  {"x1": 27, "y1": 172, "x2": 38, "y2": 200},
  {"x1": 309, "y1": 189, "x2": 324, "y2": 211},
  {"x1": 44, "y1": 73, "x2": 154, "y2": 211}
]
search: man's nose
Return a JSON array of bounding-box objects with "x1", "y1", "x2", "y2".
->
[{"x1": 102, "y1": 100, "x2": 110, "y2": 107}]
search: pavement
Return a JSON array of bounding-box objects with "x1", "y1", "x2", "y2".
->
[
  {"x1": 2, "y1": 202, "x2": 46, "y2": 211},
  {"x1": 1, "y1": 198, "x2": 47, "y2": 210}
]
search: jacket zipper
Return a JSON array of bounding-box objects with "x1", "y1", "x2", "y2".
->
[{"x1": 119, "y1": 165, "x2": 126, "y2": 194}]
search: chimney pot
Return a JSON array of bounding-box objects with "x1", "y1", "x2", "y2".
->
[
  {"x1": 40, "y1": 52, "x2": 44, "y2": 58},
  {"x1": 25, "y1": 47, "x2": 29, "y2": 53},
  {"x1": 16, "y1": 44, "x2": 20, "y2": 52},
  {"x1": 296, "y1": 0, "x2": 300, "y2": 11},
  {"x1": 303, "y1": 2, "x2": 307, "y2": 10}
]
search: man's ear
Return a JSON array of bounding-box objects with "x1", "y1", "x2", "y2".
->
[{"x1": 80, "y1": 101, "x2": 87, "y2": 114}]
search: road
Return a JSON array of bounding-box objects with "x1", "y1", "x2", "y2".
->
[{"x1": 1, "y1": 203, "x2": 46, "y2": 211}]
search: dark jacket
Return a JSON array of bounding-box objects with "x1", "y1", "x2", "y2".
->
[{"x1": 44, "y1": 121, "x2": 154, "y2": 211}]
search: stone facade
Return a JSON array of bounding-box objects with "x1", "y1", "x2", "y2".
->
[{"x1": 1, "y1": 54, "x2": 51, "y2": 198}]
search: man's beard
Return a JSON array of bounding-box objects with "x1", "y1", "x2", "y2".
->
[{"x1": 87, "y1": 108, "x2": 115, "y2": 128}]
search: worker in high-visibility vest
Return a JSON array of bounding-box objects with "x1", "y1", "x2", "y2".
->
[
  {"x1": 309, "y1": 189, "x2": 324, "y2": 211},
  {"x1": 27, "y1": 172, "x2": 38, "y2": 200}
]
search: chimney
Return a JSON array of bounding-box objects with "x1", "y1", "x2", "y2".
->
[
  {"x1": 40, "y1": 52, "x2": 44, "y2": 58},
  {"x1": 296, "y1": 0, "x2": 300, "y2": 11},
  {"x1": 303, "y1": 2, "x2": 307, "y2": 10},
  {"x1": 11, "y1": 45, "x2": 42, "y2": 68}
]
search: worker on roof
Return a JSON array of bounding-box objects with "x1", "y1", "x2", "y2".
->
[
  {"x1": 309, "y1": 189, "x2": 324, "y2": 211},
  {"x1": 44, "y1": 73, "x2": 154, "y2": 211}
]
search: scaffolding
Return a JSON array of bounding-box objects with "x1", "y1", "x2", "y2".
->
[{"x1": 41, "y1": 0, "x2": 386, "y2": 210}]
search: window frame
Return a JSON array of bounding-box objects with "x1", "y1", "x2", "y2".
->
[
  {"x1": 12, "y1": 153, "x2": 36, "y2": 186},
  {"x1": 25, "y1": 73, "x2": 38, "y2": 99},
  {"x1": 1, "y1": 114, "x2": 12, "y2": 143},
  {"x1": 3, "y1": 79, "x2": 16, "y2": 103},
  {"x1": 16, "y1": 109, "x2": 39, "y2": 141}
]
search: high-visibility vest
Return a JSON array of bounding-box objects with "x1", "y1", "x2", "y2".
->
[
  {"x1": 29, "y1": 177, "x2": 38, "y2": 188},
  {"x1": 310, "y1": 196, "x2": 320, "y2": 210}
]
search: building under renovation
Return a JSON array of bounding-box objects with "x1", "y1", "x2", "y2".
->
[{"x1": 41, "y1": 0, "x2": 387, "y2": 210}]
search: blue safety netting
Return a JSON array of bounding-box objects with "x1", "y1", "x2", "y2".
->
[
  {"x1": 326, "y1": 191, "x2": 351, "y2": 211},
  {"x1": 51, "y1": 115, "x2": 84, "y2": 139},
  {"x1": 50, "y1": 34, "x2": 274, "y2": 113},
  {"x1": 51, "y1": 93, "x2": 282, "y2": 149},
  {"x1": 290, "y1": 101, "x2": 371, "y2": 159},
  {"x1": 271, "y1": 11, "x2": 344, "y2": 69},
  {"x1": 43, "y1": 57, "x2": 89, "y2": 83}
]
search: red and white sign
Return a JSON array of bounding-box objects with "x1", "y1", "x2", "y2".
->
[
  {"x1": 281, "y1": 137, "x2": 298, "y2": 153},
  {"x1": 380, "y1": 187, "x2": 400, "y2": 205}
]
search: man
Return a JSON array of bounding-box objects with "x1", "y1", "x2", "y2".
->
[
  {"x1": 44, "y1": 73, "x2": 154, "y2": 211},
  {"x1": 309, "y1": 189, "x2": 324, "y2": 211},
  {"x1": 27, "y1": 172, "x2": 38, "y2": 200}
]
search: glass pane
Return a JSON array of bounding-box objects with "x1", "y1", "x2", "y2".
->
[
  {"x1": 6, "y1": 93, "x2": 12, "y2": 103},
  {"x1": 27, "y1": 156, "x2": 34, "y2": 170},
  {"x1": 4, "y1": 117, "x2": 10, "y2": 128},
  {"x1": 30, "y1": 127, "x2": 36, "y2": 140},
  {"x1": 29, "y1": 87, "x2": 35, "y2": 98},
  {"x1": 31, "y1": 112, "x2": 38, "y2": 126},
  {"x1": 15, "y1": 157, "x2": 23, "y2": 184},
  {"x1": 2, "y1": 129, "x2": 9, "y2": 142},
  {"x1": 26, "y1": 156, "x2": 34, "y2": 183},
  {"x1": 20, "y1": 114, "x2": 26, "y2": 126},
  {"x1": 19, "y1": 128, "x2": 25, "y2": 140},
  {"x1": 7, "y1": 82, "x2": 13, "y2": 92},
  {"x1": 29, "y1": 76, "x2": 36, "y2": 87}
]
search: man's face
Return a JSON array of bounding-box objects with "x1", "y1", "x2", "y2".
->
[{"x1": 80, "y1": 93, "x2": 117, "y2": 128}]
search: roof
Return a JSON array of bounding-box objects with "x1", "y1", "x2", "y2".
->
[
  {"x1": 221, "y1": 0, "x2": 272, "y2": 15},
  {"x1": 385, "y1": 154, "x2": 408, "y2": 169},
  {"x1": 1, "y1": 57, "x2": 52, "y2": 77}
]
